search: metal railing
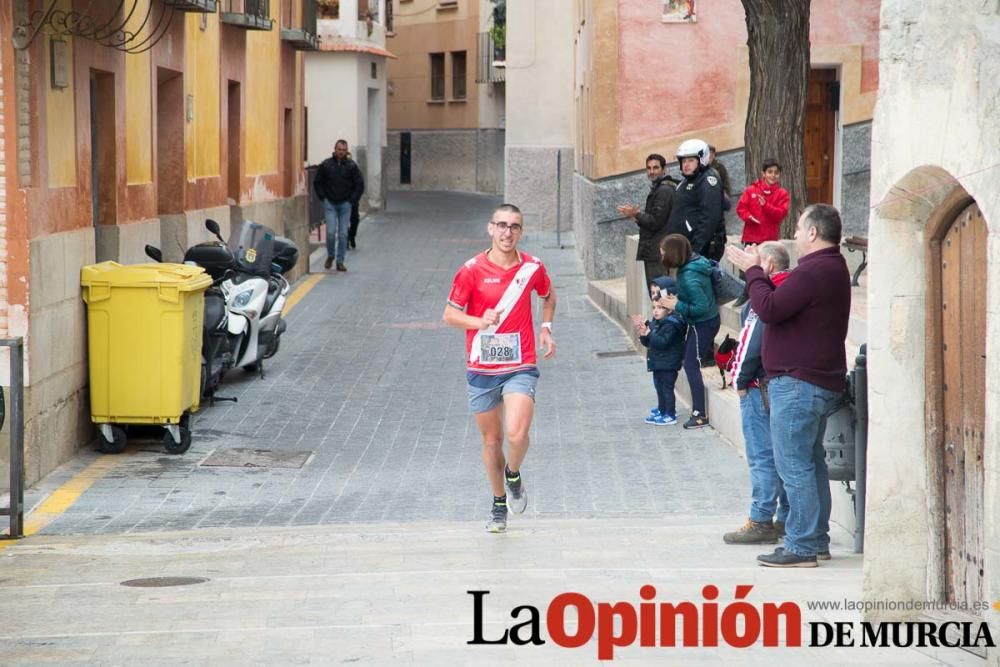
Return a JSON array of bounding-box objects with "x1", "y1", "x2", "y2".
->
[
  {"x1": 165, "y1": 0, "x2": 218, "y2": 11},
  {"x1": 0, "y1": 339, "x2": 26, "y2": 540},
  {"x1": 221, "y1": 0, "x2": 273, "y2": 30},
  {"x1": 280, "y1": 0, "x2": 318, "y2": 49},
  {"x1": 475, "y1": 32, "x2": 505, "y2": 84}
]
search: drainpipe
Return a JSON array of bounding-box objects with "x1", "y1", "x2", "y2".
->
[{"x1": 854, "y1": 344, "x2": 868, "y2": 553}]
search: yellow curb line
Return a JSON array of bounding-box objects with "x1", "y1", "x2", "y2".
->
[
  {"x1": 0, "y1": 455, "x2": 119, "y2": 551},
  {"x1": 283, "y1": 273, "x2": 325, "y2": 316}
]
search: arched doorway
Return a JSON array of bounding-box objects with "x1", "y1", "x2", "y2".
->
[{"x1": 927, "y1": 195, "x2": 987, "y2": 608}]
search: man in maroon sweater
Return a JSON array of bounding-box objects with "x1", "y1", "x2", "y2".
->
[{"x1": 726, "y1": 204, "x2": 851, "y2": 567}]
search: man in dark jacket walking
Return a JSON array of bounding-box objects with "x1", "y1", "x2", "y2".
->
[
  {"x1": 726, "y1": 204, "x2": 851, "y2": 568},
  {"x1": 666, "y1": 139, "x2": 726, "y2": 261},
  {"x1": 314, "y1": 139, "x2": 365, "y2": 271},
  {"x1": 618, "y1": 154, "x2": 678, "y2": 287}
]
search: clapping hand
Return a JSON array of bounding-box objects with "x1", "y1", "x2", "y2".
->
[
  {"x1": 659, "y1": 293, "x2": 678, "y2": 311},
  {"x1": 725, "y1": 244, "x2": 762, "y2": 272},
  {"x1": 617, "y1": 204, "x2": 640, "y2": 219}
]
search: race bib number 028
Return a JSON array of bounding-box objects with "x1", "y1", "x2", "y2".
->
[{"x1": 479, "y1": 333, "x2": 522, "y2": 365}]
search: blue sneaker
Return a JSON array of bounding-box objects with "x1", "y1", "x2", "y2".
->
[
  {"x1": 660, "y1": 414, "x2": 678, "y2": 425},
  {"x1": 649, "y1": 407, "x2": 662, "y2": 417},
  {"x1": 645, "y1": 414, "x2": 668, "y2": 425}
]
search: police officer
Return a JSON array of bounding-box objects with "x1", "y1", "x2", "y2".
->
[{"x1": 665, "y1": 139, "x2": 726, "y2": 261}]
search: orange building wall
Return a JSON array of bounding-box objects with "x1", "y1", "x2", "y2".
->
[
  {"x1": 617, "y1": 0, "x2": 878, "y2": 146},
  {"x1": 585, "y1": 0, "x2": 880, "y2": 179}
]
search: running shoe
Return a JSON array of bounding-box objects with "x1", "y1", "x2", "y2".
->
[
  {"x1": 486, "y1": 499, "x2": 508, "y2": 532},
  {"x1": 505, "y1": 469, "x2": 527, "y2": 514}
]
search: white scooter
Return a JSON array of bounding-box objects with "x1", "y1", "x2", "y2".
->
[{"x1": 207, "y1": 220, "x2": 298, "y2": 376}]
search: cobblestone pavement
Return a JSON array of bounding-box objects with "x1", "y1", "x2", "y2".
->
[
  {"x1": 35, "y1": 190, "x2": 748, "y2": 533},
  {"x1": 3, "y1": 193, "x2": 980, "y2": 667}
]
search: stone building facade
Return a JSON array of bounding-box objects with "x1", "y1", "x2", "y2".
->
[
  {"x1": 0, "y1": 0, "x2": 313, "y2": 492},
  {"x1": 385, "y1": 0, "x2": 505, "y2": 195},
  {"x1": 507, "y1": 0, "x2": 880, "y2": 279},
  {"x1": 863, "y1": 0, "x2": 1000, "y2": 654}
]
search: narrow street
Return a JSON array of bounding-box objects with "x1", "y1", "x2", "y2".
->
[{"x1": 0, "y1": 193, "x2": 974, "y2": 666}]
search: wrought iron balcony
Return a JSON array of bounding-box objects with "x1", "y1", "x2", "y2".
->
[
  {"x1": 221, "y1": 0, "x2": 273, "y2": 30},
  {"x1": 165, "y1": 0, "x2": 218, "y2": 11},
  {"x1": 280, "y1": 0, "x2": 318, "y2": 50}
]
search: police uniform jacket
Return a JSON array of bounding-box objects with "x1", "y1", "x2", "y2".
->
[{"x1": 665, "y1": 166, "x2": 725, "y2": 258}]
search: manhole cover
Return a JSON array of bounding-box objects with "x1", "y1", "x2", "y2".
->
[
  {"x1": 200, "y1": 448, "x2": 312, "y2": 468},
  {"x1": 594, "y1": 350, "x2": 636, "y2": 359},
  {"x1": 120, "y1": 576, "x2": 209, "y2": 588}
]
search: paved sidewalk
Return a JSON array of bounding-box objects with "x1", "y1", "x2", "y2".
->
[
  {"x1": 29, "y1": 191, "x2": 749, "y2": 534},
  {"x1": 0, "y1": 519, "x2": 980, "y2": 666},
  {"x1": 0, "y1": 192, "x2": 979, "y2": 665}
]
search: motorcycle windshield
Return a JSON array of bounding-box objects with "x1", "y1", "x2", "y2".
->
[{"x1": 229, "y1": 222, "x2": 274, "y2": 276}]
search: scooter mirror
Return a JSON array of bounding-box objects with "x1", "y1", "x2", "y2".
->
[
  {"x1": 205, "y1": 218, "x2": 225, "y2": 243},
  {"x1": 145, "y1": 245, "x2": 163, "y2": 262}
]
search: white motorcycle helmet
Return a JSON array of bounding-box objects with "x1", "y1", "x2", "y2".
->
[{"x1": 676, "y1": 139, "x2": 711, "y2": 168}]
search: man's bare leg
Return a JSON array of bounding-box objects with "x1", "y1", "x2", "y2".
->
[
  {"x1": 502, "y1": 393, "x2": 534, "y2": 472},
  {"x1": 502, "y1": 393, "x2": 534, "y2": 513},
  {"x1": 474, "y1": 406, "x2": 505, "y2": 498}
]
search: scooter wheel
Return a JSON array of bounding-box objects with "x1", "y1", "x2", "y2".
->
[
  {"x1": 97, "y1": 425, "x2": 128, "y2": 454},
  {"x1": 163, "y1": 427, "x2": 192, "y2": 455},
  {"x1": 263, "y1": 336, "x2": 281, "y2": 360}
]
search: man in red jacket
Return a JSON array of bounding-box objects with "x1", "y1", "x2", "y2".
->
[
  {"x1": 725, "y1": 204, "x2": 851, "y2": 568},
  {"x1": 736, "y1": 158, "x2": 790, "y2": 245}
]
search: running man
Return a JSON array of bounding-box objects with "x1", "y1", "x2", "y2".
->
[{"x1": 442, "y1": 203, "x2": 557, "y2": 533}]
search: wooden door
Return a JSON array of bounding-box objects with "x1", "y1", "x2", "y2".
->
[
  {"x1": 940, "y1": 202, "x2": 987, "y2": 607},
  {"x1": 805, "y1": 68, "x2": 836, "y2": 204}
]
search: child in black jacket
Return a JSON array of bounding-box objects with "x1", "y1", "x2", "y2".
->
[{"x1": 635, "y1": 277, "x2": 687, "y2": 425}]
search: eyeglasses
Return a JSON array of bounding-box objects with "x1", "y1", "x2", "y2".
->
[{"x1": 490, "y1": 221, "x2": 523, "y2": 234}]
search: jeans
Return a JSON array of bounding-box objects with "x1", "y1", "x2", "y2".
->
[
  {"x1": 348, "y1": 201, "x2": 360, "y2": 242},
  {"x1": 324, "y1": 200, "x2": 352, "y2": 262},
  {"x1": 768, "y1": 375, "x2": 844, "y2": 557},
  {"x1": 740, "y1": 386, "x2": 789, "y2": 525},
  {"x1": 652, "y1": 370, "x2": 678, "y2": 418},
  {"x1": 682, "y1": 315, "x2": 720, "y2": 415}
]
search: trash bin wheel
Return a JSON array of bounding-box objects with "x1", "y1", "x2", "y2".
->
[
  {"x1": 163, "y1": 427, "x2": 192, "y2": 455},
  {"x1": 98, "y1": 425, "x2": 128, "y2": 454}
]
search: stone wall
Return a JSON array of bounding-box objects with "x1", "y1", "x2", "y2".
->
[
  {"x1": 23, "y1": 228, "x2": 95, "y2": 487},
  {"x1": 504, "y1": 146, "x2": 573, "y2": 233},
  {"x1": 386, "y1": 129, "x2": 504, "y2": 194},
  {"x1": 573, "y1": 138, "x2": 871, "y2": 280},
  {"x1": 863, "y1": 0, "x2": 1000, "y2": 643},
  {"x1": 841, "y1": 122, "x2": 872, "y2": 237}
]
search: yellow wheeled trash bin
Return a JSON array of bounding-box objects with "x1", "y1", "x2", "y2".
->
[{"x1": 81, "y1": 262, "x2": 212, "y2": 454}]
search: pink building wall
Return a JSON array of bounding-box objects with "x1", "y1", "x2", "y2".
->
[{"x1": 617, "y1": 0, "x2": 880, "y2": 147}]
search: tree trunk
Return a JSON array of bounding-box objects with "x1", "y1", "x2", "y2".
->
[{"x1": 742, "y1": 0, "x2": 810, "y2": 239}]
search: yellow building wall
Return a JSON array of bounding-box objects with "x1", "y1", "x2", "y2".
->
[
  {"x1": 45, "y1": 20, "x2": 77, "y2": 188},
  {"x1": 185, "y1": 13, "x2": 221, "y2": 179},
  {"x1": 125, "y1": 0, "x2": 153, "y2": 185},
  {"x1": 245, "y1": 5, "x2": 279, "y2": 176}
]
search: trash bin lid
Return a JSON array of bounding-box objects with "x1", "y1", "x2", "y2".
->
[{"x1": 81, "y1": 261, "x2": 212, "y2": 291}]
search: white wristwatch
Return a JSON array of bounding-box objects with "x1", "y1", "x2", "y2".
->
[{"x1": 541, "y1": 322, "x2": 553, "y2": 331}]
